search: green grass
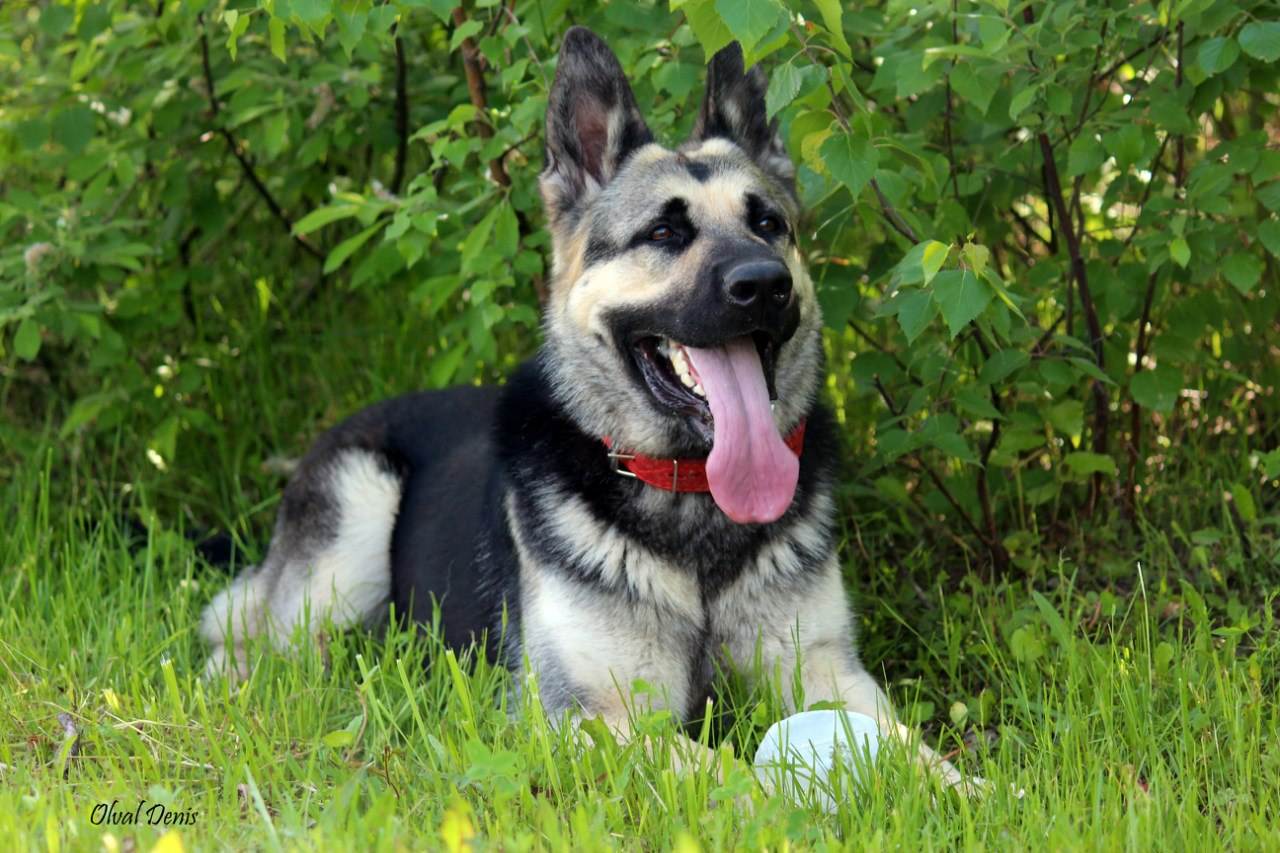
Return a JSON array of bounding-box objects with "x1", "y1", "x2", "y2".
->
[{"x1": 2, "y1": 298, "x2": 1278, "y2": 851}]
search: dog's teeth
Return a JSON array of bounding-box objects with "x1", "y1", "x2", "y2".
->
[
  {"x1": 692, "y1": 383, "x2": 705, "y2": 397},
  {"x1": 680, "y1": 372, "x2": 695, "y2": 388}
]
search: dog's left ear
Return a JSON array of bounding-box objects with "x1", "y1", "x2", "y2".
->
[
  {"x1": 541, "y1": 27, "x2": 653, "y2": 226},
  {"x1": 691, "y1": 43, "x2": 795, "y2": 190}
]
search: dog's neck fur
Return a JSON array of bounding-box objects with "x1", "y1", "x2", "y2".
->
[{"x1": 494, "y1": 353, "x2": 838, "y2": 598}]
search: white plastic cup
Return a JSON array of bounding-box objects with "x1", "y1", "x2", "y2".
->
[{"x1": 753, "y1": 710, "x2": 882, "y2": 812}]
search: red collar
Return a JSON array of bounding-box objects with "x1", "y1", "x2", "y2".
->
[{"x1": 602, "y1": 421, "x2": 806, "y2": 493}]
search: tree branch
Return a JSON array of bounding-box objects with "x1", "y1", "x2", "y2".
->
[
  {"x1": 451, "y1": 6, "x2": 510, "y2": 187},
  {"x1": 1126, "y1": 22, "x2": 1184, "y2": 522},
  {"x1": 1038, "y1": 129, "x2": 1108, "y2": 512},
  {"x1": 198, "y1": 16, "x2": 323, "y2": 263},
  {"x1": 971, "y1": 329, "x2": 1009, "y2": 574},
  {"x1": 390, "y1": 35, "x2": 409, "y2": 194}
]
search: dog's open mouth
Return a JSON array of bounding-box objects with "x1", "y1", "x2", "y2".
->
[
  {"x1": 628, "y1": 333, "x2": 798, "y2": 524},
  {"x1": 632, "y1": 333, "x2": 778, "y2": 430}
]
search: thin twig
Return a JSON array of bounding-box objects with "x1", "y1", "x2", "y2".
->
[
  {"x1": 501, "y1": 4, "x2": 549, "y2": 88},
  {"x1": 873, "y1": 378, "x2": 992, "y2": 549},
  {"x1": 198, "y1": 16, "x2": 323, "y2": 263},
  {"x1": 847, "y1": 318, "x2": 922, "y2": 386},
  {"x1": 1097, "y1": 28, "x2": 1168, "y2": 82},
  {"x1": 971, "y1": 329, "x2": 1010, "y2": 573},
  {"x1": 391, "y1": 35, "x2": 409, "y2": 194},
  {"x1": 1008, "y1": 206, "x2": 1053, "y2": 251}
]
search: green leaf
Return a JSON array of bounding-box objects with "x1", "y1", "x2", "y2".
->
[
  {"x1": 1045, "y1": 83, "x2": 1072, "y2": 117},
  {"x1": 949, "y1": 63, "x2": 996, "y2": 115},
  {"x1": 414, "y1": 0, "x2": 458, "y2": 24},
  {"x1": 673, "y1": 0, "x2": 734, "y2": 57},
  {"x1": 1046, "y1": 399, "x2": 1083, "y2": 438},
  {"x1": 764, "y1": 62, "x2": 802, "y2": 120},
  {"x1": 53, "y1": 106, "x2": 95, "y2": 153},
  {"x1": 1230, "y1": 483, "x2": 1257, "y2": 523},
  {"x1": 1103, "y1": 125, "x2": 1145, "y2": 172},
  {"x1": 294, "y1": 204, "x2": 361, "y2": 235},
  {"x1": 817, "y1": 277, "x2": 858, "y2": 330},
  {"x1": 1238, "y1": 22, "x2": 1280, "y2": 63},
  {"x1": 1067, "y1": 357, "x2": 1116, "y2": 386},
  {"x1": 961, "y1": 243, "x2": 990, "y2": 278},
  {"x1": 896, "y1": 289, "x2": 937, "y2": 343},
  {"x1": 819, "y1": 132, "x2": 878, "y2": 201},
  {"x1": 976, "y1": 15, "x2": 1010, "y2": 51},
  {"x1": 224, "y1": 9, "x2": 251, "y2": 60},
  {"x1": 321, "y1": 730, "x2": 355, "y2": 748},
  {"x1": 40, "y1": 5, "x2": 75, "y2": 39},
  {"x1": 1257, "y1": 219, "x2": 1280, "y2": 258},
  {"x1": 1008, "y1": 84, "x2": 1038, "y2": 121},
  {"x1": 1064, "y1": 452, "x2": 1118, "y2": 477},
  {"x1": 1259, "y1": 181, "x2": 1280, "y2": 212},
  {"x1": 978, "y1": 350, "x2": 1029, "y2": 385},
  {"x1": 293, "y1": 0, "x2": 331, "y2": 26},
  {"x1": 931, "y1": 270, "x2": 991, "y2": 338},
  {"x1": 1170, "y1": 237, "x2": 1190, "y2": 267},
  {"x1": 1067, "y1": 134, "x2": 1106, "y2": 177},
  {"x1": 1222, "y1": 252, "x2": 1262, "y2": 294},
  {"x1": 713, "y1": 0, "x2": 784, "y2": 53},
  {"x1": 1198, "y1": 36, "x2": 1240, "y2": 75},
  {"x1": 1130, "y1": 365, "x2": 1181, "y2": 413},
  {"x1": 263, "y1": 110, "x2": 289, "y2": 158},
  {"x1": 1009, "y1": 625, "x2": 1044, "y2": 662},
  {"x1": 13, "y1": 319, "x2": 42, "y2": 361},
  {"x1": 494, "y1": 201, "x2": 519, "y2": 258},
  {"x1": 450, "y1": 20, "x2": 483, "y2": 52},
  {"x1": 323, "y1": 223, "x2": 381, "y2": 274},
  {"x1": 920, "y1": 240, "x2": 949, "y2": 287},
  {"x1": 811, "y1": 0, "x2": 851, "y2": 57},
  {"x1": 954, "y1": 387, "x2": 1001, "y2": 420},
  {"x1": 269, "y1": 17, "x2": 287, "y2": 62},
  {"x1": 59, "y1": 391, "x2": 121, "y2": 438}
]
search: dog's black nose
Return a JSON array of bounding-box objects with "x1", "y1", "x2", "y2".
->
[{"x1": 723, "y1": 259, "x2": 792, "y2": 312}]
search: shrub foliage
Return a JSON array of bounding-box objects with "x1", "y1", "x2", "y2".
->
[{"x1": 3, "y1": 0, "x2": 1278, "y2": 569}]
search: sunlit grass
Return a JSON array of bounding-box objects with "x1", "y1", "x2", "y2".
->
[{"x1": 2, "y1": 444, "x2": 1277, "y2": 851}]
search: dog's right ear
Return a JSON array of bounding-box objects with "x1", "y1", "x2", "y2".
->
[{"x1": 541, "y1": 27, "x2": 653, "y2": 226}]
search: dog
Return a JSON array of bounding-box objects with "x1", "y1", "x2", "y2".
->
[{"x1": 201, "y1": 26, "x2": 968, "y2": 790}]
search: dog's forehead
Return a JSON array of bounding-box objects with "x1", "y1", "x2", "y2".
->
[{"x1": 595, "y1": 143, "x2": 791, "y2": 228}]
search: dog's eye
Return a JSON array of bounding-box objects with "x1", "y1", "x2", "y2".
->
[
  {"x1": 649, "y1": 225, "x2": 675, "y2": 242},
  {"x1": 756, "y1": 215, "x2": 782, "y2": 235}
]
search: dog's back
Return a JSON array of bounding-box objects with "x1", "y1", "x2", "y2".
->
[{"x1": 199, "y1": 384, "x2": 503, "y2": 678}]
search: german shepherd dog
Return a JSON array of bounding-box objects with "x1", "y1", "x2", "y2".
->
[{"x1": 202, "y1": 27, "x2": 968, "y2": 790}]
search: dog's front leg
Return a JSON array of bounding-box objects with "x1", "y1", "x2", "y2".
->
[
  {"x1": 517, "y1": 567, "x2": 724, "y2": 778},
  {"x1": 715, "y1": 558, "x2": 973, "y2": 792}
]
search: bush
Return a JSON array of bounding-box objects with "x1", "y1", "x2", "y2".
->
[{"x1": 3, "y1": 0, "x2": 1278, "y2": 568}]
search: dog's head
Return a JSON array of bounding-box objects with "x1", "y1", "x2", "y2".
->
[{"x1": 539, "y1": 27, "x2": 823, "y2": 523}]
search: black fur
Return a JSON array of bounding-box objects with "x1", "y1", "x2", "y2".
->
[
  {"x1": 692, "y1": 42, "x2": 795, "y2": 190},
  {"x1": 542, "y1": 26, "x2": 653, "y2": 226},
  {"x1": 370, "y1": 356, "x2": 836, "y2": 666}
]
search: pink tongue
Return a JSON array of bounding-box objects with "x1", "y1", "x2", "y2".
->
[{"x1": 684, "y1": 338, "x2": 799, "y2": 524}]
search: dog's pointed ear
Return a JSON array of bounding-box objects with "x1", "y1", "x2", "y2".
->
[
  {"x1": 541, "y1": 27, "x2": 653, "y2": 226},
  {"x1": 691, "y1": 42, "x2": 795, "y2": 189}
]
